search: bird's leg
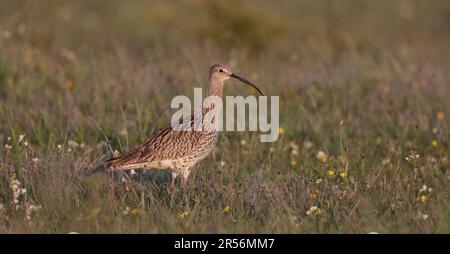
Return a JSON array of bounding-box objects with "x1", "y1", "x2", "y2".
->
[
  {"x1": 170, "y1": 171, "x2": 179, "y2": 189},
  {"x1": 180, "y1": 168, "x2": 191, "y2": 188}
]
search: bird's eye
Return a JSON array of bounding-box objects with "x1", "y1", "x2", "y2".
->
[{"x1": 219, "y1": 69, "x2": 223, "y2": 73}]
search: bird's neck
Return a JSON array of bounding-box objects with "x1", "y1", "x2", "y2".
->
[{"x1": 206, "y1": 78, "x2": 224, "y2": 97}]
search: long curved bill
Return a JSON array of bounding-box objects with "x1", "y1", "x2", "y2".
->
[{"x1": 230, "y1": 73, "x2": 264, "y2": 96}]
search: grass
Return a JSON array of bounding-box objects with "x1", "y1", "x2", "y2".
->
[{"x1": 0, "y1": 0, "x2": 450, "y2": 233}]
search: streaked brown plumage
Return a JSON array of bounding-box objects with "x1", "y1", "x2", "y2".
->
[{"x1": 105, "y1": 64, "x2": 263, "y2": 186}]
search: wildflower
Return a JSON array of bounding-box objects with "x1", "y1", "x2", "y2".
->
[
  {"x1": 67, "y1": 148, "x2": 72, "y2": 153},
  {"x1": 290, "y1": 160, "x2": 297, "y2": 167},
  {"x1": 130, "y1": 209, "x2": 138, "y2": 216},
  {"x1": 419, "y1": 195, "x2": 427, "y2": 203},
  {"x1": 310, "y1": 190, "x2": 319, "y2": 199},
  {"x1": 113, "y1": 150, "x2": 120, "y2": 158},
  {"x1": 222, "y1": 206, "x2": 231, "y2": 213},
  {"x1": 32, "y1": 157, "x2": 39, "y2": 163},
  {"x1": 316, "y1": 151, "x2": 328, "y2": 162},
  {"x1": 130, "y1": 169, "x2": 136, "y2": 176},
  {"x1": 431, "y1": 140, "x2": 438, "y2": 147},
  {"x1": 7, "y1": 136, "x2": 11, "y2": 142},
  {"x1": 23, "y1": 141, "x2": 28, "y2": 147},
  {"x1": 339, "y1": 171, "x2": 347, "y2": 178},
  {"x1": 432, "y1": 127, "x2": 439, "y2": 134},
  {"x1": 315, "y1": 178, "x2": 322, "y2": 184},
  {"x1": 327, "y1": 169, "x2": 335, "y2": 177},
  {"x1": 290, "y1": 142, "x2": 299, "y2": 156},
  {"x1": 178, "y1": 211, "x2": 189, "y2": 219},
  {"x1": 278, "y1": 127, "x2": 285, "y2": 136},
  {"x1": 68, "y1": 140, "x2": 80, "y2": 148},
  {"x1": 405, "y1": 151, "x2": 419, "y2": 162},
  {"x1": 25, "y1": 204, "x2": 41, "y2": 221},
  {"x1": 306, "y1": 206, "x2": 322, "y2": 216},
  {"x1": 57, "y1": 144, "x2": 63, "y2": 150},
  {"x1": 123, "y1": 207, "x2": 130, "y2": 215},
  {"x1": 4, "y1": 144, "x2": 12, "y2": 150},
  {"x1": 18, "y1": 134, "x2": 26, "y2": 143},
  {"x1": 220, "y1": 160, "x2": 226, "y2": 167},
  {"x1": 437, "y1": 111, "x2": 445, "y2": 120},
  {"x1": 419, "y1": 185, "x2": 432, "y2": 193},
  {"x1": 303, "y1": 140, "x2": 313, "y2": 150},
  {"x1": 421, "y1": 214, "x2": 429, "y2": 220},
  {"x1": 240, "y1": 140, "x2": 247, "y2": 146}
]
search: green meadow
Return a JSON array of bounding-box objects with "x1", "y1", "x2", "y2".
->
[{"x1": 0, "y1": 0, "x2": 449, "y2": 233}]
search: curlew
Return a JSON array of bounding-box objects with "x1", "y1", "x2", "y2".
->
[{"x1": 105, "y1": 64, "x2": 263, "y2": 186}]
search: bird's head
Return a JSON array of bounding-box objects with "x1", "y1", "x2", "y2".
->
[{"x1": 209, "y1": 64, "x2": 264, "y2": 96}]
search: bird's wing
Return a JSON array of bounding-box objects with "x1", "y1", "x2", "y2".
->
[{"x1": 105, "y1": 125, "x2": 198, "y2": 170}]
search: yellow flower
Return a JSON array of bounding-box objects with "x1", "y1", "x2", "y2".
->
[
  {"x1": 310, "y1": 190, "x2": 319, "y2": 199},
  {"x1": 437, "y1": 111, "x2": 445, "y2": 120},
  {"x1": 178, "y1": 211, "x2": 189, "y2": 219},
  {"x1": 290, "y1": 160, "x2": 297, "y2": 167},
  {"x1": 222, "y1": 206, "x2": 231, "y2": 213},
  {"x1": 339, "y1": 171, "x2": 347, "y2": 178},
  {"x1": 419, "y1": 195, "x2": 427, "y2": 203},
  {"x1": 431, "y1": 140, "x2": 438, "y2": 147},
  {"x1": 327, "y1": 169, "x2": 335, "y2": 177},
  {"x1": 130, "y1": 209, "x2": 138, "y2": 216},
  {"x1": 279, "y1": 127, "x2": 285, "y2": 136}
]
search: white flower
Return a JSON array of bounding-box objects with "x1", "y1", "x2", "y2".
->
[
  {"x1": 57, "y1": 144, "x2": 63, "y2": 150},
  {"x1": 18, "y1": 134, "x2": 26, "y2": 142},
  {"x1": 130, "y1": 169, "x2": 136, "y2": 176},
  {"x1": 4, "y1": 144, "x2": 12, "y2": 150},
  {"x1": 240, "y1": 140, "x2": 247, "y2": 146},
  {"x1": 220, "y1": 160, "x2": 226, "y2": 167},
  {"x1": 23, "y1": 141, "x2": 28, "y2": 147},
  {"x1": 303, "y1": 140, "x2": 313, "y2": 150},
  {"x1": 68, "y1": 140, "x2": 80, "y2": 148},
  {"x1": 306, "y1": 206, "x2": 322, "y2": 216},
  {"x1": 316, "y1": 151, "x2": 328, "y2": 162},
  {"x1": 20, "y1": 188, "x2": 27, "y2": 194},
  {"x1": 7, "y1": 136, "x2": 11, "y2": 141},
  {"x1": 32, "y1": 157, "x2": 39, "y2": 163},
  {"x1": 123, "y1": 206, "x2": 130, "y2": 215}
]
